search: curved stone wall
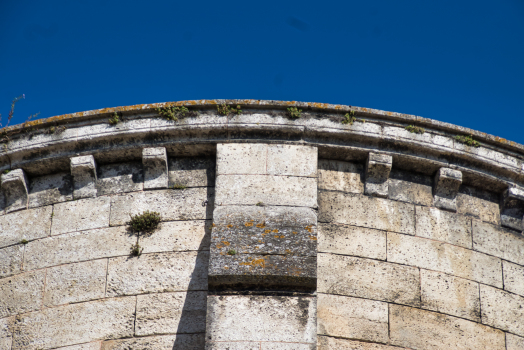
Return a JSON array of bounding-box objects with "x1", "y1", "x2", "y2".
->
[{"x1": 0, "y1": 100, "x2": 522, "y2": 349}]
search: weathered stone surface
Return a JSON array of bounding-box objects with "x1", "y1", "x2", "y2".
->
[
  {"x1": 52, "y1": 197, "x2": 110, "y2": 235},
  {"x1": 43, "y1": 259, "x2": 107, "y2": 307},
  {"x1": 318, "y1": 336, "x2": 408, "y2": 350},
  {"x1": 53, "y1": 342, "x2": 101, "y2": 350},
  {"x1": 96, "y1": 162, "x2": 143, "y2": 195},
  {"x1": 0, "y1": 206, "x2": 52, "y2": 247},
  {"x1": 318, "y1": 223, "x2": 386, "y2": 260},
  {"x1": 261, "y1": 343, "x2": 315, "y2": 350},
  {"x1": 318, "y1": 159, "x2": 364, "y2": 193},
  {"x1": 503, "y1": 260, "x2": 524, "y2": 297},
  {"x1": 207, "y1": 342, "x2": 260, "y2": 350},
  {"x1": 140, "y1": 220, "x2": 211, "y2": 253},
  {"x1": 0, "y1": 245, "x2": 23, "y2": 278},
  {"x1": 1, "y1": 169, "x2": 28, "y2": 212},
  {"x1": 500, "y1": 186, "x2": 524, "y2": 231},
  {"x1": 106, "y1": 251, "x2": 208, "y2": 296},
  {"x1": 70, "y1": 155, "x2": 98, "y2": 199},
  {"x1": 102, "y1": 334, "x2": 204, "y2": 350},
  {"x1": 28, "y1": 172, "x2": 73, "y2": 208},
  {"x1": 11, "y1": 297, "x2": 136, "y2": 350},
  {"x1": 0, "y1": 317, "x2": 13, "y2": 350},
  {"x1": 216, "y1": 143, "x2": 267, "y2": 175},
  {"x1": 389, "y1": 304, "x2": 505, "y2": 350},
  {"x1": 364, "y1": 152, "x2": 392, "y2": 198},
  {"x1": 388, "y1": 170, "x2": 433, "y2": 206},
  {"x1": 507, "y1": 333, "x2": 524, "y2": 350},
  {"x1": 473, "y1": 220, "x2": 524, "y2": 266},
  {"x1": 206, "y1": 295, "x2": 316, "y2": 343},
  {"x1": 0, "y1": 190, "x2": 5, "y2": 216},
  {"x1": 0, "y1": 270, "x2": 45, "y2": 318},
  {"x1": 415, "y1": 206, "x2": 472, "y2": 248},
  {"x1": 215, "y1": 174, "x2": 317, "y2": 207},
  {"x1": 480, "y1": 284, "x2": 524, "y2": 336},
  {"x1": 421, "y1": 269, "x2": 480, "y2": 321},
  {"x1": 266, "y1": 144, "x2": 317, "y2": 177},
  {"x1": 433, "y1": 167, "x2": 462, "y2": 212},
  {"x1": 317, "y1": 293, "x2": 388, "y2": 343},
  {"x1": 110, "y1": 188, "x2": 213, "y2": 226},
  {"x1": 136, "y1": 291, "x2": 206, "y2": 336},
  {"x1": 169, "y1": 156, "x2": 215, "y2": 187},
  {"x1": 319, "y1": 192, "x2": 415, "y2": 235},
  {"x1": 388, "y1": 232, "x2": 502, "y2": 287},
  {"x1": 318, "y1": 253, "x2": 420, "y2": 306},
  {"x1": 457, "y1": 185, "x2": 500, "y2": 224},
  {"x1": 24, "y1": 226, "x2": 135, "y2": 270},
  {"x1": 143, "y1": 147, "x2": 168, "y2": 190}
]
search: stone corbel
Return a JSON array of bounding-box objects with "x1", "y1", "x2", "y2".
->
[
  {"x1": 433, "y1": 168, "x2": 462, "y2": 212},
  {"x1": 365, "y1": 152, "x2": 392, "y2": 198},
  {"x1": 500, "y1": 186, "x2": 524, "y2": 231},
  {"x1": 143, "y1": 147, "x2": 168, "y2": 190},
  {"x1": 71, "y1": 155, "x2": 98, "y2": 199},
  {"x1": 1, "y1": 169, "x2": 29, "y2": 212}
]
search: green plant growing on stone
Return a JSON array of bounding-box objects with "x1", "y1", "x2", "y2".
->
[
  {"x1": 108, "y1": 112, "x2": 121, "y2": 126},
  {"x1": 128, "y1": 210, "x2": 162, "y2": 235},
  {"x1": 2, "y1": 169, "x2": 10, "y2": 175},
  {"x1": 405, "y1": 125, "x2": 425, "y2": 134},
  {"x1": 20, "y1": 239, "x2": 28, "y2": 245},
  {"x1": 227, "y1": 249, "x2": 236, "y2": 255},
  {"x1": 256, "y1": 202, "x2": 264, "y2": 206},
  {"x1": 156, "y1": 106, "x2": 196, "y2": 121},
  {"x1": 286, "y1": 107, "x2": 302, "y2": 119},
  {"x1": 46, "y1": 125, "x2": 66, "y2": 135},
  {"x1": 342, "y1": 111, "x2": 356, "y2": 125},
  {"x1": 130, "y1": 243, "x2": 143, "y2": 257},
  {"x1": 217, "y1": 104, "x2": 242, "y2": 116},
  {"x1": 172, "y1": 184, "x2": 187, "y2": 190},
  {"x1": 455, "y1": 134, "x2": 480, "y2": 147}
]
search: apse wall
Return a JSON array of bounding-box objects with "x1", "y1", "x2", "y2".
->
[{"x1": 0, "y1": 99, "x2": 523, "y2": 350}]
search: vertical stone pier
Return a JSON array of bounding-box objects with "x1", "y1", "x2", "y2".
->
[{"x1": 206, "y1": 143, "x2": 318, "y2": 350}]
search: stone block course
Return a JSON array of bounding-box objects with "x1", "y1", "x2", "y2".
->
[
  {"x1": 106, "y1": 251, "x2": 208, "y2": 296},
  {"x1": 503, "y1": 261, "x2": 524, "y2": 297},
  {"x1": 457, "y1": 186, "x2": 500, "y2": 225},
  {"x1": 415, "y1": 206, "x2": 472, "y2": 248},
  {"x1": 0, "y1": 206, "x2": 52, "y2": 248},
  {"x1": 318, "y1": 336, "x2": 409, "y2": 350},
  {"x1": 388, "y1": 170, "x2": 433, "y2": 206},
  {"x1": 389, "y1": 304, "x2": 505, "y2": 350},
  {"x1": 266, "y1": 144, "x2": 317, "y2": 177},
  {"x1": 216, "y1": 143, "x2": 267, "y2": 175},
  {"x1": 317, "y1": 159, "x2": 364, "y2": 193},
  {"x1": 387, "y1": 232, "x2": 502, "y2": 287},
  {"x1": 52, "y1": 197, "x2": 110, "y2": 235},
  {"x1": 101, "y1": 334, "x2": 204, "y2": 350},
  {"x1": 0, "y1": 245, "x2": 24, "y2": 278},
  {"x1": 53, "y1": 342, "x2": 101, "y2": 350},
  {"x1": 28, "y1": 172, "x2": 73, "y2": 208},
  {"x1": 480, "y1": 284, "x2": 524, "y2": 336},
  {"x1": 506, "y1": 333, "x2": 524, "y2": 350},
  {"x1": 139, "y1": 220, "x2": 211, "y2": 253},
  {"x1": 473, "y1": 220, "x2": 524, "y2": 266},
  {"x1": 168, "y1": 156, "x2": 215, "y2": 188},
  {"x1": 0, "y1": 317, "x2": 13, "y2": 350},
  {"x1": 318, "y1": 223, "x2": 386, "y2": 260},
  {"x1": 318, "y1": 253, "x2": 420, "y2": 306},
  {"x1": 317, "y1": 293, "x2": 388, "y2": 343},
  {"x1": 96, "y1": 162, "x2": 143, "y2": 195},
  {"x1": 0, "y1": 270, "x2": 45, "y2": 318}
]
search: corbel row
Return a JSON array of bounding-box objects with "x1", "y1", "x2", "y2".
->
[
  {"x1": 0, "y1": 147, "x2": 169, "y2": 213},
  {"x1": 364, "y1": 152, "x2": 524, "y2": 231}
]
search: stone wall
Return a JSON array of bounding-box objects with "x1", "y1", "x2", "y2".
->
[{"x1": 0, "y1": 100, "x2": 523, "y2": 349}]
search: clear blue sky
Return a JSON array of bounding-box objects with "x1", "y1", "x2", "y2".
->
[{"x1": 1, "y1": 1, "x2": 523, "y2": 143}]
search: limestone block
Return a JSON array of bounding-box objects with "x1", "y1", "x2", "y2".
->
[
  {"x1": 139, "y1": 220, "x2": 211, "y2": 254},
  {"x1": 500, "y1": 186, "x2": 524, "y2": 231},
  {"x1": 0, "y1": 206, "x2": 52, "y2": 248},
  {"x1": 216, "y1": 143, "x2": 267, "y2": 175},
  {"x1": 102, "y1": 334, "x2": 204, "y2": 350},
  {"x1": 0, "y1": 190, "x2": 5, "y2": 216},
  {"x1": 388, "y1": 171, "x2": 433, "y2": 206},
  {"x1": 261, "y1": 343, "x2": 315, "y2": 350},
  {"x1": 507, "y1": 333, "x2": 524, "y2": 350},
  {"x1": 70, "y1": 155, "x2": 98, "y2": 199},
  {"x1": 24, "y1": 226, "x2": 135, "y2": 270},
  {"x1": 387, "y1": 232, "x2": 502, "y2": 287},
  {"x1": 318, "y1": 253, "x2": 420, "y2": 306},
  {"x1": 52, "y1": 197, "x2": 110, "y2": 235},
  {"x1": 207, "y1": 342, "x2": 260, "y2": 350},
  {"x1": 318, "y1": 223, "x2": 386, "y2": 260},
  {"x1": 503, "y1": 260, "x2": 524, "y2": 297},
  {"x1": 96, "y1": 162, "x2": 143, "y2": 195},
  {"x1": 169, "y1": 157, "x2": 215, "y2": 187},
  {"x1": 28, "y1": 172, "x2": 73, "y2": 208},
  {"x1": 215, "y1": 174, "x2": 317, "y2": 208},
  {"x1": 267, "y1": 144, "x2": 317, "y2": 177},
  {"x1": 389, "y1": 304, "x2": 505, "y2": 350},
  {"x1": 1, "y1": 169, "x2": 29, "y2": 212},
  {"x1": 109, "y1": 188, "x2": 213, "y2": 226},
  {"x1": 457, "y1": 186, "x2": 500, "y2": 225},
  {"x1": 0, "y1": 317, "x2": 13, "y2": 350},
  {"x1": 319, "y1": 192, "x2": 415, "y2": 235},
  {"x1": 136, "y1": 291, "x2": 206, "y2": 336},
  {"x1": 106, "y1": 251, "x2": 208, "y2": 296},
  {"x1": 318, "y1": 336, "x2": 407, "y2": 350},
  {"x1": 11, "y1": 297, "x2": 136, "y2": 350},
  {"x1": 472, "y1": 220, "x2": 524, "y2": 266},
  {"x1": 143, "y1": 147, "x2": 168, "y2": 189},
  {"x1": 318, "y1": 159, "x2": 364, "y2": 193},
  {"x1": 480, "y1": 284, "x2": 524, "y2": 336},
  {"x1": 415, "y1": 206, "x2": 472, "y2": 248},
  {"x1": 43, "y1": 259, "x2": 107, "y2": 307},
  {"x1": 364, "y1": 152, "x2": 392, "y2": 198},
  {"x1": 317, "y1": 293, "x2": 388, "y2": 343},
  {"x1": 0, "y1": 270, "x2": 45, "y2": 318},
  {"x1": 421, "y1": 269, "x2": 480, "y2": 321},
  {"x1": 433, "y1": 167, "x2": 462, "y2": 211},
  {"x1": 50, "y1": 342, "x2": 100, "y2": 350},
  {"x1": 0, "y1": 245, "x2": 23, "y2": 278},
  {"x1": 206, "y1": 295, "x2": 316, "y2": 343}
]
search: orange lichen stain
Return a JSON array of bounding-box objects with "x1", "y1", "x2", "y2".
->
[
  {"x1": 256, "y1": 222, "x2": 266, "y2": 229},
  {"x1": 258, "y1": 240, "x2": 262, "y2": 243},
  {"x1": 212, "y1": 223, "x2": 216, "y2": 227},
  {"x1": 221, "y1": 241, "x2": 230, "y2": 246},
  {"x1": 244, "y1": 222, "x2": 254, "y2": 227},
  {"x1": 227, "y1": 224, "x2": 233, "y2": 228},
  {"x1": 274, "y1": 235, "x2": 285, "y2": 239},
  {"x1": 292, "y1": 231, "x2": 298, "y2": 235},
  {"x1": 272, "y1": 229, "x2": 279, "y2": 233},
  {"x1": 264, "y1": 229, "x2": 271, "y2": 234},
  {"x1": 223, "y1": 266, "x2": 229, "y2": 270},
  {"x1": 285, "y1": 249, "x2": 292, "y2": 254},
  {"x1": 308, "y1": 236, "x2": 317, "y2": 240},
  {"x1": 240, "y1": 258, "x2": 266, "y2": 268},
  {"x1": 305, "y1": 226, "x2": 312, "y2": 233}
]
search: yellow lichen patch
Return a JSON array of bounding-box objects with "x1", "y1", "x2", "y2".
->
[
  {"x1": 212, "y1": 223, "x2": 216, "y2": 227},
  {"x1": 256, "y1": 222, "x2": 266, "y2": 228},
  {"x1": 264, "y1": 229, "x2": 271, "y2": 234},
  {"x1": 223, "y1": 266, "x2": 229, "y2": 269},
  {"x1": 285, "y1": 249, "x2": 292, "y2": 254},
  {"x1": 305, "y1": 226, "x2": 312, "y2": 233},
  {"x1": 258, "y1": 240, "x2": 262, "y2": 243},
  {"x1": 245, "y1": 222, "x2": 254, "y2": 227},
  {"x1": 221, "y1": 241, "x2": 230, "y2": 246},
  {"x1": 292, "y1": 231, "x2": 298, "y2": 235},
  {"x1": 240, "y1": 258, "x2": 266, "y2": 268},
  {"x1": 272, "y1": 229, "x2": 279, "y2": 233},
  {"x1": 308, "y1": 236, "x2": 317, "y2": 240},
  {"x1": 227, "y1": 224, "x2": 233, "y2": 228}
]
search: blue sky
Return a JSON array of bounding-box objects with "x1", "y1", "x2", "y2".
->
[{"x1": 1, "y1": 1, "x2": 523, "y2": 143}]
